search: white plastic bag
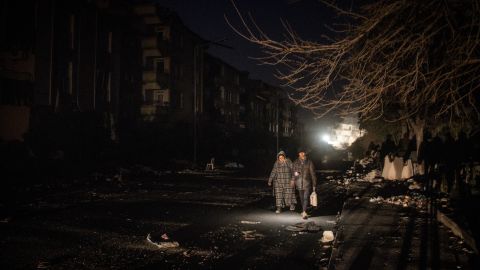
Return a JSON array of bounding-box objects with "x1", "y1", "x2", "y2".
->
[{"x1": 310, "y1": 191, "x2": 318, "y2": 207}]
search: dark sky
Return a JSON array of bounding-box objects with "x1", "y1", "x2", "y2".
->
[{"x1": 154, "y1": 0, "x2": 334, "y2": 86}]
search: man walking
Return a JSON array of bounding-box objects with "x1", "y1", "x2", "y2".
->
[{"x1": 291, "y1": 148, "x2": 317, "y2": 219}]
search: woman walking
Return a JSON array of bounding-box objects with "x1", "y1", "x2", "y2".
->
[{"x1": 268, "y1": 151, "x2": 295, "y2": 213}]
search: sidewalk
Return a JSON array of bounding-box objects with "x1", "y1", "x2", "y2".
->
[{"x1": 328, "y1": 181, "x2": 479, "y2": 269}]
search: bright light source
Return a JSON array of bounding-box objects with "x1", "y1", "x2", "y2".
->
[{"x1": 322, "y1": 134, "x2": 330, "y2": 142}]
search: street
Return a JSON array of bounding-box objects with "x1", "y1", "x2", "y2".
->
[{"x1": 0, "y1": 169, "x2": 345, "y2": 269}]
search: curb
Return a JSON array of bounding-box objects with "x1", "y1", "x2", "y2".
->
[
  {"x1": 327, "y1": 200, "x2": 347, "y2": 270},
  {"x1": 436, "y1": 209, "x2": 479, "y2": 255}
]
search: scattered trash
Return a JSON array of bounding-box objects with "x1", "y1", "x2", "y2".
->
[
  {"x1": 0, "y1": 217, "x2": 11, "y2": 223},
  {"x1": 241, "y1": 220, "x2": 261, "y2": 224},
  {"x1": 364, "y1": 170, "x2": 382, "y2": 182},
  {"x1": 408, "y1": 181, "x2": 422, "y2": 190},
  {"x1": 286, "y1": 221, "x2": 321, "y2": 232},
  {"x1": 37, "y1": 261, "x2": 49, "y2": 269},
  {"x1": 242, "y1": 230, "x2": 264, "y2": 240},
  {"x1": 146, "y1": 233, "x2": 179, "y2": 249},
  {"x1": 321, "y1": 231, "x2": 335, "y2": 243},
  {"x1": 368, "y1": 194, "x2": 427, "y2": 209},
  {"x1": 224, "y1": 162, "x2": 245, "y2": 169}
]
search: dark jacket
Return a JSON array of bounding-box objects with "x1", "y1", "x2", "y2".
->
[{"x1": 291, "y1": 158, "x2": 317, "y2": 190}]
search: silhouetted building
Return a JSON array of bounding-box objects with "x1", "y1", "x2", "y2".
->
[
  {"x1": 134, "y1": 3, "x2": 206, "y2": 123},
  {"x1": 0, "y1": 0, "x2": 143, "y2": 144}
]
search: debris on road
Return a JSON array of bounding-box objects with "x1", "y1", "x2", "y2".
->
[
  {"x1": 0, "y1": 217, "x2": 11, "y2": 223},
  {"x1": 286, "y1": 222, "x2": 321, "y2": 232},
  {"x1": 240, "y1": 220, "x2": 261, "y2": 224},
  {"x1": 408, "y1": 181, "x2": 422, "y2": 190},
  {"x1": 320, "y1": 231, "x2": 335, "y2": 243},
  {"x1": 146, "y1": 233, "x2": 180, "y2": 249},
  {"x1": 224, "y1": 162, "x2": 244, "y2": 169},
  {"x1": 242, "y1": 230, "x2": 264, "y2": 240},
  {"x1": 368, "y1": 194, "x2": 427, "y2": 209},
  {"x1": 363, "y1": 170, "x2": 382, "y2": 182},
  {"x1": 161, "y1": 233, "x2": 170, "y2": 240},
  {"x1": 36, "y1": 261, "x2": 49, "y2": 269}
]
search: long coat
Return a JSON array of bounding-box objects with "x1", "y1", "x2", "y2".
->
[
  {"x1": 268, "y1": 153, "x2": 295, "y2": 207},
  {"x1": 292, "y1": 158, "x2": 317, "y2": 190}
]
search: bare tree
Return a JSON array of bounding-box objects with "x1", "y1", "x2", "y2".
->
[{"x1": 226, "y1": 0, "x2": 480, "y2": 144}]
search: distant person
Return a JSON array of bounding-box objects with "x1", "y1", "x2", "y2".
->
[
  {"x1": 381, "y1": 134, "x2": 398, "y2": 180},
  {"x1": 291, "y1": 148, "x2": 317, "y2": 219},
  {"x1": 268, "y1": 151, "x2": 295, "y2": 214},
  {"x1": 418, "y1": 130, "x2": 434, "y2": 193},
  {"x1": 399, "y1": 133, "x2": 414, "y2": 180},
  {"x1": 380, "y1": 134, "x2": 396, "y2": 168}
]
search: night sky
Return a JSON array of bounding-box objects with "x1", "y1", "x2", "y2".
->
[{"x1": 154, "y1": 0, "x2": 334, "y2": 86}]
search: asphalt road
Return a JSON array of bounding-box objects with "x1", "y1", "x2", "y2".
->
[{"x1": 0, "y1": 170, "x2": 346, "y2": 269}]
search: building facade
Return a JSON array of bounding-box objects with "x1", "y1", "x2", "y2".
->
[{"x1": 1, "y1": 0, "x2": 302, "y2": 167}]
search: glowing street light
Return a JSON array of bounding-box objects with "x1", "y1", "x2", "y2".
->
[{"x1": 322, "y1": 134, "x2": 330, "y2": 143}]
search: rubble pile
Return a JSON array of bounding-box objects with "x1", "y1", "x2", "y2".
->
[
  {"x1": 363, "y1": 170, "x2": 382, "y2": 182},
  {"x1": 369, "y1": 194, "x2": 427, "y2": 209}
]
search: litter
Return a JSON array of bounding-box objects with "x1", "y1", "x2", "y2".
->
[
  {"x1": 321, "y1": 231, "x2": 335, "y2": 243},
  {"x1": 242, "y1": 230, "x2": 264, "y2": 240},
  {"x1": 146, "y1": 233, "x2": 179, "y2": 249},
  {"x1": 368, "y1": 194, "x2": 427, "y2": 209},
  {"x1": 408, "y1": 181, "x2": 422, "y2": 190},
  {"x1": 0, "y1": 217, "x2": 11, "y2": 223},
  {"x1": 286, "y1": 221, "x2": 321, "y2": 232},
  {"x1": 241, "y1": 220, "x2": 261, "y2": 224},
  {"x1": 364, "y1": 170, "x2": 382, "y2": 182},
  {"x1": 161, "y1": 233, "x2": 170, "y2": 240},
  {"x1": 37, "y1": 261, "x2": 49, "y2": 269}
]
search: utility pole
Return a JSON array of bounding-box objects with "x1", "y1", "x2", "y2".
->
[
  {"x1": 276, "y1": 92, "x2": 279, "y2": 154},
  {"x1": 193, "y1": 45, "x2": 198, "y2": 168}
]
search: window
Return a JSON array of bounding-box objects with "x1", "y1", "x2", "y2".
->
[
  {"x1": 154, "y1": 58, "x2": 165, "y2": 73},
  {"x1": 145, "y1": 89, "x2": 168, "y2": 106},
  {"x1": 154, "y1": 26, "x2": 164, "y2": 40}
]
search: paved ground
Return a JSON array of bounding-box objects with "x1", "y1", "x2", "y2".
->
[
  {"x1": 0, "y1": 171, "x2": 345, "y2": 269},
  {"x1": 330, "y1": 181, "x2": 479, "y2": 270},
  {"x1": 2, "y1": 169, "x2": 479, "y2": 269}
]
